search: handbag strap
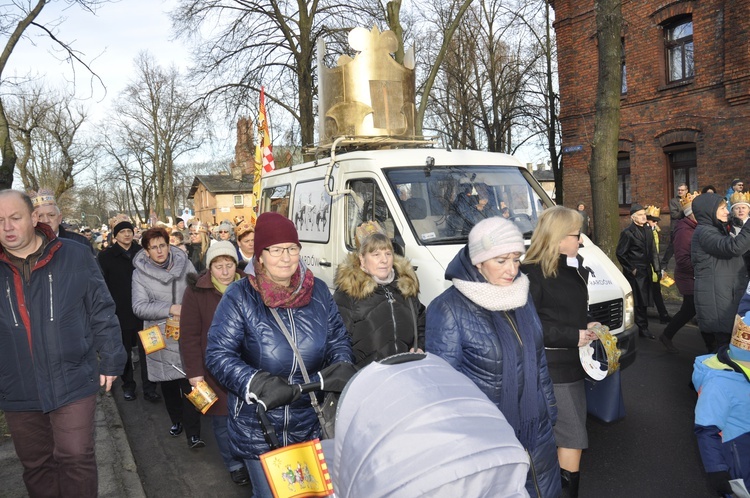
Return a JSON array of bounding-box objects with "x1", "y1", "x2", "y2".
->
[{"x1": 269, "y1": 308, "x2": 323, "y2": 413}]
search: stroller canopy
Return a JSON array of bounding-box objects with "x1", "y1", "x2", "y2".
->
[{"x1": 327, "y1": 353, "x2": 530, "y2": 497}]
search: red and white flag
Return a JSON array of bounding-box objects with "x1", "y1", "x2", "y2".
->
[{"x1": 258, "y1": 87, "x2": 275, "y2": 173}]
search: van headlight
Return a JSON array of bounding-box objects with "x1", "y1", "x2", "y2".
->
[{"x1": 624, "y1": 292, "x2": 634, "y2": 329}]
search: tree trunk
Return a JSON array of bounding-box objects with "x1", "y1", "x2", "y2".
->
[
  {"x1": 0, "y1": 100, "x2": 16, "y2": 189},
  {"x1": 386, "y1": 1, "x2": 404, "y2": 65},
  {"x1": 546, "y1": 0, "x2": 561, "y2": 205},
  {"x1": 589, "y1": 0, "x2": 622, "y2": 260}
]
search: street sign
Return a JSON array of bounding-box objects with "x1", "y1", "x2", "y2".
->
[{"x1": 562, "y1": 145, "x2": 583, "y2": 154}]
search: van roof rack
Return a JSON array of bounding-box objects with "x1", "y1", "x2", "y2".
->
[{"x1": 305, "y1": 135, "x2": 437, "y2": 156}]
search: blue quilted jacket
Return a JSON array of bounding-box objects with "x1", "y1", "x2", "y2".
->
[
  {"x1": 426, "y1": 246, "x2": 560, "y2": 498},
  {"x1": 205, "y1": 266, "x2": 353, "y2": 459}
]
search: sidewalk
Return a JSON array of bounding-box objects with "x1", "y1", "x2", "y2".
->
[{"x1": 0, "y1": 392, "x2": 145, "y2": 498}]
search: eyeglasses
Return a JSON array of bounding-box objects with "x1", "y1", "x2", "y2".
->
[
  {"x1": 219, "y1": 230, "x2": 229, "y2": 234},
  {"x1": 264, "y1": 245, "x2": 301, "y2": 257},
  {"x1": 567, "y1": 233, "x2": 582, "y2": 239}
]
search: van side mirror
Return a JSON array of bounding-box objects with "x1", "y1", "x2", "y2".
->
[{"x1": 392, "y1": 235, "x2": 405, "y2": 257}]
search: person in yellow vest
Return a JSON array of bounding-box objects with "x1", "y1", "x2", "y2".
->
[{"x1": 645, "y1": 206, "x2": 671, "y2": 324}]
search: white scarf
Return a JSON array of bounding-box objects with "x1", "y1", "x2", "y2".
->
[{"x1": 451, "y1": 272, "x2": 529, "y2": 311}]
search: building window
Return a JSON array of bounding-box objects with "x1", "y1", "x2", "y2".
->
[
  {"x1": 617, "y1": 153, "x2": 631, "y2": 207},
  {"x1": 621, "y1": 38, "x2": 627, "y2": 94},
  {"x1": 665, "y1": 144, "x2": 697, "y2": 193},
  {"x1": 233, "y1": 194, "x2": 243, "y2": 206},
  {"x1": 665, "y1": 17, "x2": 694, "y2": 83}
]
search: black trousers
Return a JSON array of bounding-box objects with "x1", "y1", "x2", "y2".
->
[
  {"x1": 662, "y1": 294, "x2": 695, "y2": 340},
  {"x1": 635, "y1": 305, "x2": 649, "y2": 332},
  {"x1": 121, "y1": 329, "x2": 157, "y2": 394},
  {"x1": 161, "y1": 378, "x2": 202, "y2": 439},
  {"x1": 650, "y1": 282, "x2": 669, "y2": 319}
]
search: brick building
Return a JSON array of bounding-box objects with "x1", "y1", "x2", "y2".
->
[{"x1": 552, "y1": 0, "x2": 750, "y2": 224}]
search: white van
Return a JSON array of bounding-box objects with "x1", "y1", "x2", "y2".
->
[{"x1": 259, "y1": 144, "x2": 638, "y2": 367}]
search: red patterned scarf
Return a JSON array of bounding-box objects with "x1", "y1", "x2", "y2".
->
[{"x1": 249, "y1": 264, "x2": 315, "y2": 309}]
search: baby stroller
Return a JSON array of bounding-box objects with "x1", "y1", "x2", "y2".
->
[{"x1": 322, "y1": 353, "x2": 530, "y2": 497}]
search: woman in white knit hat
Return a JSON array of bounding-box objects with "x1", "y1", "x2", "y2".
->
[{"x1": 426, "y1": 216, "x2": 560, "y2": 498}]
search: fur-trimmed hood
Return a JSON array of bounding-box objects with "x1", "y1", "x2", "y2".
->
[{"x1": 334, "y1": 252, "x2": 420, "y2": 300}]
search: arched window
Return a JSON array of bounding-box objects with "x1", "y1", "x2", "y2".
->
[
  {"x1": 664, "y1": 144, "x2": 697, "y2": 192},
  {"x1": 665, "y1": 16, "x2": 694, "y2": 83},
  {"x1": 617, "y1": 152, "x2": 631, "y2": 207}
]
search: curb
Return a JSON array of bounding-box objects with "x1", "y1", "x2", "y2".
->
[{"x1": 97, "y1": 392, "x2": 147, "y2": 498}]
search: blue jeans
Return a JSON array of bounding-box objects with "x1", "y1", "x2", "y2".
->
[
  {"x1": 245, "y1": 459, "x2": 274, "y2": 498},
  {"x1": 210, "y1": 415, "x2": 244, "y2": 472}
]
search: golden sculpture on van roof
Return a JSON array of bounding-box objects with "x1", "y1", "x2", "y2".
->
[{"x1": 317, "y1": 26, "x2": 417, "y2": 144}]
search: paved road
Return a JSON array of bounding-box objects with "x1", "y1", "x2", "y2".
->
[
  {"x1": 581, "y1": 304, "x2": 713, "y2": 498},
  {"x1": 113, "y1": 370, "x2": 249, "y2": 498},
  {"x1": 114, "y1": 302, "x2": 716, "y2": 497}
]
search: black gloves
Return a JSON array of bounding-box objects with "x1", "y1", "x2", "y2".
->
[
  {"x1": 319, "y1": 362, "x2": 358, "y2": 392},
  {"x1": 247, "y1": 372, "x2": 301, "y2": 411},
  {"x1": 706, "y1": 471, "x2": 732, "y2": 496}
]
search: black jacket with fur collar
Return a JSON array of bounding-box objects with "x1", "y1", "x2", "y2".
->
[{"x1": 334, "y1": 253, "x2": 425, "y2": 367}]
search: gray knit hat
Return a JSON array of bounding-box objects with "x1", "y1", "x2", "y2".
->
[
  {"x1": 205, "y1": 240, "x2": 238, "y2": 268},
  {"x1": 468, "y1": 217, "x2": 525, "y2": 265}
]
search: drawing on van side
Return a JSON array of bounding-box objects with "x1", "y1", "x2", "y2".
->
[{"x1": 292, "y1": 180, "x2": 332, "y2": 242}]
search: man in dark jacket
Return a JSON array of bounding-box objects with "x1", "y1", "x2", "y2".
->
[
  {"x1": 98, "y1": 220, "x2": 160, "y2": 402},
  {"x1": 0, "y1": 189, "x2": 126, "y2": 498},
  {"x1": 691, "y1": 193, "x2": 750, "y2": 351},
  {"x1": 616, "y1": 203, "x2": 661, "y2": 339},
  {"x1": 28, "y1": 188, "x2": 96, "y2": 255}
]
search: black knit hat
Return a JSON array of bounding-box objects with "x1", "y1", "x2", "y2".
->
[{"x1": 113, "y1": 221, "x2": 135, "y2": 237}]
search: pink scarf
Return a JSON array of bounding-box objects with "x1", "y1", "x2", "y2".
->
[{"x1": 249, "y1": 265, "x2": 315, "y2": 309}]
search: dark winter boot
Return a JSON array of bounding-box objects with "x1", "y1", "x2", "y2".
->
[{"x1": 560, "y1": 469, "x2": 580, "y2": 498}]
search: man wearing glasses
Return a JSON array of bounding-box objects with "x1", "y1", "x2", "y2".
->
[{"x1": 726, "y1": 179, "x2": 744, "y2": 206}]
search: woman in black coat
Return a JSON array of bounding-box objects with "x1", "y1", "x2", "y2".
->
[
  {"x1": 691, "y1": 193, "x2": 750, "y2": 350},
  {"x1": 334, "y1": 228, "x2": 425, "y2": 368},
  {"x1": 616, "y1": 203, "x2": 661, "y2": 339},
  {"x1": 522, "y1": 206, "x2": 599, "y2": 498}
]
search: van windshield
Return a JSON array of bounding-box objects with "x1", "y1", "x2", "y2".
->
[{"x1": 385, "y1": 166, "x2": 552, "y2": 245}]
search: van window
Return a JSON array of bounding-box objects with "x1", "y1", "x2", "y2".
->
[
  {"x1": 260, "y1": 184, "x2": 291, "y2": 216},
  {"x1": 346, "y1": 179, "x2": 398, "y2": 248},
  {"x1": 385, "y1": 166, "x2": 549, "y2": 244},
  {"x1": 292, "y1": 179, "x2": 332, "y2": 243}
]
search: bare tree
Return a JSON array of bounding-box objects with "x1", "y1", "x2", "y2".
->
[
  {"x1": 422, "y1": 0, "x2": 549, "y2": 159},
  {"x1": 171, "y1": 0, "x2": 365, "y2": 150},
  {"x1": 6, "y1": 83, "x2": 92, "y2": 198},
  {"x1": 111, "y1": 52, "x2": 208, "y2": 221},
  {"x1": 588, "y1": 0, "x2": 623, "y2": 258},
  {"x1": 0, "y1": 0, "x2": 106, "y2": 189}
]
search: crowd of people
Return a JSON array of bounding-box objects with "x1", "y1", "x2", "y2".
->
[{"x1": 0, "y1": 180, "x2": 748, "y2": 497}]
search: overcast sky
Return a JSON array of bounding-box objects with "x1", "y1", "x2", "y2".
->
[{"x1": 6, "y1": 0, "x2": 190, "y2": 121}]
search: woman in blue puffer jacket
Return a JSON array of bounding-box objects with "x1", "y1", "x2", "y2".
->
[
  {"x1": 205, "y1": 212, "x2": 354, "y2": 498},
  {"x1": 426, "y1": 216, "x2": 560, "y2": 498}
]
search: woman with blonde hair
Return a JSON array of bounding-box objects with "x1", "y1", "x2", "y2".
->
[
  {"x1": 334, "y1": 223, "x2": 425, "y2": 367},
  {"x1": 187, "y1": 221, "x2": 210, "y2": 272},
  {"x1": 521, "y1": 205, "x2": 600, "y2": 498}
]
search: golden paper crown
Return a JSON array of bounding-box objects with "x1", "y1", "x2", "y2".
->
[
  {"x1": 235, "y1": 221, "x2": 255, "y2": 239},
  {"x1": 28, "y1": 188, "x2": 56, "y2": 208},
  {"x1": 680, "y1": 191, "x2": 700, "y2": 208},
  {"x1": 730, "y1": 191, "x2": 750, "y2": 206},
  {"x1": 732, "y1": 315, "x2": 750, "y2": 352},
  {"x1": 355, "y1": 220, "x2": 386, "y2": 248},
  {"x1": 644, "y1": 205, "x2": 661, "y2": 218}
]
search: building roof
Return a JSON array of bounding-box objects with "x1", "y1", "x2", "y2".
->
[
  {"x1": 532, "y1": 169, "x2": 554, "y2": 182},
  {"x1": 187, "y1": 174, "x2": 255, "y2": 199}
]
